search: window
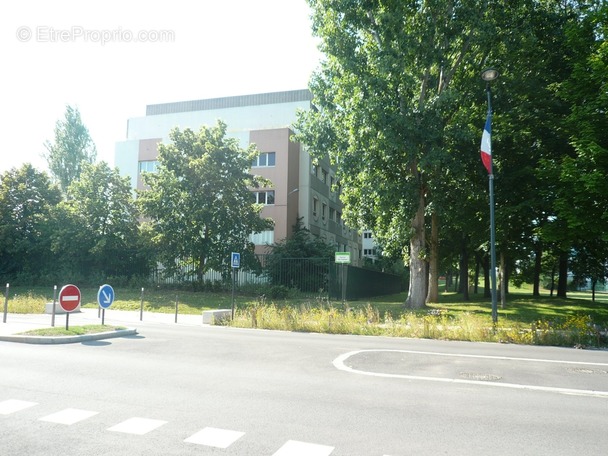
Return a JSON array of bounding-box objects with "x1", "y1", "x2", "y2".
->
[
  {"x1": 321, "y1": 169, "x2": 328, "y2": 184},
  {"x1": 313, "y1": 197, "x2": 319, "y2": 217},
  {"x1": 336, "y1": 212, "x2": 342, "y2": 224},
  {"x1": 330, "y1": 176, "x2": 335, "y2": 192},
  {"x1": 139, "y1": 160, "x2": 158, "y2": 173},
  {"x1": 329, "y1": 207, "x2": 335, "y2": 221},
  {"x1": 252, "y1": 152, "x2": 276, "y2": 167},
  {"x1": 364, "y1": 248, "x2": 377, "y2": 257},
  {"x1": 322, "y1": 203, "x2": 327, "y2": 221},
  {"x1": 364, "y1": 232, "x2": 373, "y2": 239},
  {"x1": 254, "y1": 190, "x2": 275, "y2": 205},
  {"x1": 311, "y1": 163, "x2": 318, "y2": 177}
]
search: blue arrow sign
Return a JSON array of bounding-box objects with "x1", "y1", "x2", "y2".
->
[
  {"x1": 97, "y1": 284, "x2": 115, "y2": 309},
  {"x1": 231, "y1": 252, "x2": 240, "y2": 269}
]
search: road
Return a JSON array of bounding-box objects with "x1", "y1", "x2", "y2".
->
[{"x1": 1, "y1": 321, "x2": 608, "y2": 455}]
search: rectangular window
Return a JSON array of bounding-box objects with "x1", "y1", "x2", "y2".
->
[
  {"x1": 322, "y1": 203, "x2": 327, "y2": 221},
  {"x1": 364, "y1": 232, "x2": 372, "y2": 239},
  {"x1": 321, "y1": 169, "x2": 328, "y2": 184},
  {"x1": 254, "y1": 190, "x2": 275, "y2": 205},
  {"x1": 139, "y1": 160, "x2": 158, "y2": 173},
  {"x1": 252, "y1": 152, "x2": 276, "y2": 167},
  {"x1": 311, "y1": 163, "x2": 318, "y2": 177},
  {"x1": 329, "y1": 207, "x2": 335, "y2": 221},
  {"x1": 313, "y1": 197, "x2": 318, "y2": 217}
]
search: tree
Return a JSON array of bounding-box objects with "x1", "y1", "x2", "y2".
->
[
  {"x1": 44, "y1": 105, "x2": 97, "y2": 192},
  {"x1": 0, "y1": 164, "x2": 61, "y2": 284},
  {"x1": 296, "y1": 1, "x2": 500, "y2": 308},
  {"x1": 137, "y1": 121, "x2": 273, "y2": 281},
  {"x1": 265, "y1": 217, "x2": 335, "y2": 292},
  {"x1": 51, "y1": 162, "x2": 147, "y2": 282}
]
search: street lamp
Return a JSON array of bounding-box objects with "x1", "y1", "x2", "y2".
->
[{"x1": 481, "y1": 68, "x2": 499, "y2": 324}]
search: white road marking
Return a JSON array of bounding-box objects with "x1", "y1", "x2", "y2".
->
[
  {"x1": 184, "y1": 427, "x2": 245, "y2": 448},
  {"x1": 0, "y1": 399, "x2": 38, "y2": 415},
  {"x1": 333, "y1": 349, "x2": 608, "y2": 398},
  {"x1": 39, "y1": 408, "x2": 98, "y2": 425},
  {"x1": 107, "y1": 417, "x2": 167, "y2": 435},
  {"x1": 272, "y1": 440, "x2": 334, "y2": 456}
]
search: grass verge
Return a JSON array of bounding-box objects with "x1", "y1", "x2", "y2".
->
[{"x1": 18, "y1": 325, "x2": 127, "y2": 337}]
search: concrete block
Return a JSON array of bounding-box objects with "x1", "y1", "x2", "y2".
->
[
  {"x1": 202, "y1": 309, "x2": 231, "y2": 324},
  {"x1": 45, "y1": 302, "x2": 81, "y2": 314}
]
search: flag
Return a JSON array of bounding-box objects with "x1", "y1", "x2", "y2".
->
[{"x1": 480, "y1": 113, "x2": 492, "y2": 174}]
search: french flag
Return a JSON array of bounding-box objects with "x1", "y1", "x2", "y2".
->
[{"x1": 480, "y1": 113, "x2": 492, "y2": 174}]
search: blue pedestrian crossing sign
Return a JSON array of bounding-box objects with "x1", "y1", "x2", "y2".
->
[
  {"x1": 97, "y1": 284, "x2": 115, "y2": 309},
  {"x1": 231, "y1": 252, "x2": 241, "y2": 269}
]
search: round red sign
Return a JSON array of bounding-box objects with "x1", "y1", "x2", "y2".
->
[{"x1": 59, "y1": 284, "x2": 81, "y2": 312}]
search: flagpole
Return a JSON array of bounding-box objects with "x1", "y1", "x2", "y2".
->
[{"x1": 482, "y1": 69, "x2": 499, "y2": 325}]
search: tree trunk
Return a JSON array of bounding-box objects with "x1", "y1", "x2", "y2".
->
[
  {"x1": 405, "y1": 189, "x2": 427, "y2": 309},
  {"x1": 473, "y1": 252, "x2": 480, "y2": 294},
  {"x1": 459, "y1": 235, "x2": 469, "y2": 301},
  {"x1": 550, "y1": 263, "x2": 556, "y2": 297},
  {"x1": 557, "y1": 250, "x2": 568, "y2": 298},
  {"x1": 533, "y1": 242, "x2": 542, "y2": 297},
  {"x1": 426, "y1": 211, "x2": 439, "y2": 303},
  {"x1": 500, "y1": 251, "x2": 507, "y2": 309}
]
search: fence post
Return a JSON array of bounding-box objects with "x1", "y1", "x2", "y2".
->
[
  {"x1": 51, "y1": 285, "x2": 57, "y2": 327},
  {"x1": 2, "y1": 283, "x2": 8, "y2": 323},
  {"x1": 139, "y1": 287, "x2": 144, "y2": 321},
  {"x1": 175, "y1": 295, "x2": 178, "y2": 323}
]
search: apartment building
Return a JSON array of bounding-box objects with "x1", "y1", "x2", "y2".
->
[{"x1": 114, "y1": 89, "x2": 361, "y2": 263}]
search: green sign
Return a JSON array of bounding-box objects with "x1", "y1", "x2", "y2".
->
[{"x1": 335, "y1": 252, "x2": 351, "y2": 264}]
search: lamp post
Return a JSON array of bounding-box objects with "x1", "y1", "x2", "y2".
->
[{"x1": 482, "y1": 68, "x2": 499, "y2": 325}]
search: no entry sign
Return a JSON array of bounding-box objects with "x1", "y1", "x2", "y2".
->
[{"x1": 59, "y1": 284, "x2": 81, "y2": 312}]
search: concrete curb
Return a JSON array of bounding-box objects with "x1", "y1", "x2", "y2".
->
[{"x1": 0, "y1": 328, "x2": 138, "y2": 344}]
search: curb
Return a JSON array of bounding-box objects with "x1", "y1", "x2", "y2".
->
[{"x1": 0, "y1": 328, "x2": 138, "y2": 344}]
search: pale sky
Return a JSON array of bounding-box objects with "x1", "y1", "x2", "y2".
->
[{"x1": 0, "y1": 0, "x2": 322, "y2": 174}]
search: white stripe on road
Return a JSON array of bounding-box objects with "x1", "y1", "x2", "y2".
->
[
  {"x1": 272, "y1": 440, "x2": 334, "y2": 456},
  {"x1": 39, "y1": 408, "x2": 99, "y2": 425},
  {"x1": 108, "y1": 417, "x2": 167, "y2": 435},
  {"x1": 333, "y1": 349, "x2": 608, "y2": 398},
  {"x1": 0, "y1": 399, "x2": 38, "y2": 415},
  {"x1": 184, "y1": 427, "x2": 245, "y2": 448}
]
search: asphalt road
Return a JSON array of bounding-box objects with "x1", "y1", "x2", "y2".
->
[{"x1": 1, "y1": 322, "x2": 608, "y2": 455}]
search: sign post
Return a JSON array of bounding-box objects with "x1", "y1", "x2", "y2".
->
[
  {"x1": 97, "y1": 284, "x2": 115, "y2": 325},
  {"x1": 231, "y1": 253, "x2": 240, "y2": 320},
  {"x1": 59, "y1": 284, "x2": 81, "y2": 330},
  {"x1": 335, "y1": 252, "x2": 351, "y2": 303}
]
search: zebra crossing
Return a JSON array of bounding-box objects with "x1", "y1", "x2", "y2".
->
[{"x1": 0, "y1": 399, "x2": 355, "y2": 455}]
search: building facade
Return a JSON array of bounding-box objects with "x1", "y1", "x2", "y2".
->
[{"x1": 114, "y1": 89, "x2": 361, "y2": 263}]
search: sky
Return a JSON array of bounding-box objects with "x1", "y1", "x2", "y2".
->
[{"x1": 0, "y1": 0, "x2": 323, "y2": 174}]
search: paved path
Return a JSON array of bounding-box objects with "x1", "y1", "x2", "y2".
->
[{"x1": 0, "y1": 308, "x2": 205, "y2": 342}]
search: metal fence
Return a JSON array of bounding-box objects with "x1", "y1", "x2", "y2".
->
[{"x1": 151, "y1": 255, "x2": 403, "y2": 299}]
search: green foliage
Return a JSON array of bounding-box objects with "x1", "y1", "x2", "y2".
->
[
  {"x1": 137, "y1": 120, "x2": 273, "y2": 281},
  {"x1": 50, "y1": 162, "x2": 150, "y2": 283},
  {"x1": 0, "y1": 165, "x2": 62, "y2": 284},
  {"x1": 44, "y1": 105, "x2": 97, "y2": 192},
  {"x1": 264, "y1": 218, "x2": 334, "y2": 292}
]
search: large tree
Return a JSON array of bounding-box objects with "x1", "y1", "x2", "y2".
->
[
  {"x1": 51, "y1": 161, "x2": 146, "y2": 282},
  {"x1": 137, "y1": 121, "x2": 273, "y2": 280},
  {"x1": 296, "y1": 0, "x2": 500, "y2": 308},
  {"x1": 44, "y1": 105, "x2": 97, "y2": 192},
  {"x1": 0, "y1": 164, "x2": 61, "y2": 284}
]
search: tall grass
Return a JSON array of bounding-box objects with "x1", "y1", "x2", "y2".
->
[{"x1": 228, "y1": 303, "x2": 607, "y2": 348}]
